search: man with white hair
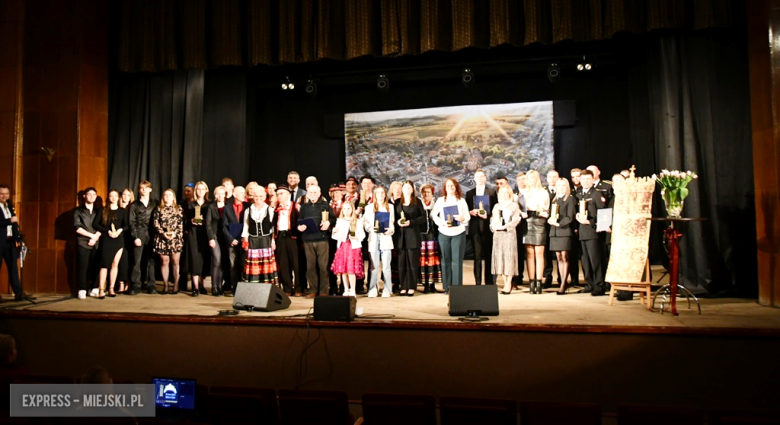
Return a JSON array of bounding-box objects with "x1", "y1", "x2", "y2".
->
[
  {"x1": 221, "y1": 185, "x2": 247, "y2": 295},
  {"x1": 297, "y1": 185, "x2": 336, "y2": 298}
]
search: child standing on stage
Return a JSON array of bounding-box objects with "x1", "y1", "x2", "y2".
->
[{"x1": 330, "y1": 201, "x2": 365, "y2": 296}]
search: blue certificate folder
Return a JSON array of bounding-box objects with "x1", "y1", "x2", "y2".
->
[
  {"x1": 443, "y1": 205, "x2": 461, "y2": 226},
  {"x1": 227, "y1": 223, "x2": 243, "y2": 239},
  {"x1": 474, "y1": 195, "x2": 491, "y2": 215},
  {"x1": 297, "y1": 217, "x2": 320, "y2": 234},
  {"x1": 375, "y1": 211, "x2": 390, "y2": 232}
]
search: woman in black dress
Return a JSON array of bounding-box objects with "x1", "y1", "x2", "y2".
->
[
  {"x1": 394, "y1": 181, "x2": 426, "y2": 296},
  {"x1": 522, "y1": 170, "x2": 550, "y2": 294},
  {"x1": 118, "y1": 188, "x2": 134, "y2": 293},
  {"x1": 92, "y1": 190, "x2": 128, "y2": 298},
  {"x1": 205, "y1": 186, "x2": 227, "y2": 296},
  {"x1": 548, "y1": 178, "x2": 576, "y2": 295},
  {"x1": 186, "y1": 181, "x2": 210, "y2": 295}
]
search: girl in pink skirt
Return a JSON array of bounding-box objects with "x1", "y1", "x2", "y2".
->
[{"x1": 330, "y1": 201, "x2": 365, "y2": 296}]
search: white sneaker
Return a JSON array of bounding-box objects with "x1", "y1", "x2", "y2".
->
[
  {"x1": 89, "y1": 288, "x2": 99, "y2": 297},
  {"x1": 367, "y1": 288, "x2": 378, "y2": 298},
  {"x1": 350, "y1": 290, "x2": 356, "y2": 297},
  {"x1": 78, "y1": 290, "x2": 87, "y2": 300},
  {"x1": 382, "y1": 291, "x2": 391, "y2": 298},
  {"x1": 342, "y1": 290, "x2": 350, "y2": 296}
]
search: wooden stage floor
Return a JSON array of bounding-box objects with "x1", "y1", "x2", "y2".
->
[{"x1": 2, "y1": 263, "x2": 778, "y2": 335}]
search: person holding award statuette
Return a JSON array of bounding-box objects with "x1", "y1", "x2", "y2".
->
[
  {"x1": 548, "y1": 178, "x2": 577, "y2": 295},
  {"x1": 185, "y1": 181, "x2": 210, "y2": 296},
  {"x1": 521, "y1": 170, "x2": 550, "y2": 294},
  {"x1": 152, "y1": 189, "x2": 184, "y2": 295},
  {"x1": 297, "y1": 185, "x2": 336, "y2": 298},
  {"x1": 431, "y1": 178, "x2": 470, "y2": 294},
  {"x1": 490, "y1": 186, "x2": 521, "y2": 295},
  {"x1": 330, "y1": 201, "x2": 365, "y2": 296},
  {"x1": 394, "y1": 181, "x2": 426, "y2": 296},
  {"x1": 363, "y1": 186, "x2": 394, "y2": 297},
  {"x1": 575, "y1": 169, "x2": 607, "y2": 296}
]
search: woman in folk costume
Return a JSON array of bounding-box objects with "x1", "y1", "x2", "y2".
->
[{"x1": 241, "y1": 185, "x2": 279, "y2": 284}]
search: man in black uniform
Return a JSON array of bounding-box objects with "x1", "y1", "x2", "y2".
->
[
  {"x1": 568, "y1": 168, "x2": 582, "y2": 287},
  {"x1": 576, "y1": 170, "x2": 607, "y2": 296},
  {"x1": 465, "y1": 170, "x2": 497, "y2": 285},
  {"x1": 587, "y1": 165, "x2": 613, "y2": 294},
  {"x1": 128, "y1": 181, "x2": 159, "y2": 294}
]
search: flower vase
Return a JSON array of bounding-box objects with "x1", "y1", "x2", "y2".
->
[{"x1": 661, "y1": 189, "x2": 684, "y2": 218}]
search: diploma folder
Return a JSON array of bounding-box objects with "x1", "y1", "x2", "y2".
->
[
  {"x1": 443, "y1": 205, "x2": 461, "y2": 226},
  {"x1": 375, "y1": 211, "x2": 390, "y2": 232},
  {"x1": 297, "y1": 217, "x2": 320, "y2": 234}
]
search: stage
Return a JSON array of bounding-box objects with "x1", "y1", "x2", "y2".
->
[
  {"x1": 2, "y1": 263, "x2": 778, "y2": 335},
  {"x1": 0, "y1": 261, "x2": 779, "y2": 414}
]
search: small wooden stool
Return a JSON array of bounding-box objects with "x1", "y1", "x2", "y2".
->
[{"x1": 608, "y1": 259, "x2": 652, "y2": 310}]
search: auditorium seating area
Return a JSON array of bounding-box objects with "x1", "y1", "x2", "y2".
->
[{"x1": 1, "y1": 376, "x2": 779, "y2": 424}]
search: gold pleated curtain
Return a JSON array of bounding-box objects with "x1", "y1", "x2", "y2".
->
[{"x1": 117, "y1": 0, "x2": 737, "y2": 73}]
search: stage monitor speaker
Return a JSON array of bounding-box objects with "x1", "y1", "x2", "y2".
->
[
  {"x1": 233, "y1": 283, "x2": 291, "y2": 312},
  {"x1": 448, "y1": 285, "x2": 499, "y2": 316},
  {"x1": 313, "y1": 296, "x2": 356, "y2": 321},
  {"x1": 553, "y1": 100, "x2": 577, "y2": 127}
]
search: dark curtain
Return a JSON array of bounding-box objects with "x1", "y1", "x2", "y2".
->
[
  {"x1": 642, "y1": 32, "x2": 755, "y2": 295},
  {"x1": 116, "y1": 0, "x2": 738, "y2": 72},
  {"x1": 108, "y1": 70, "x2": 205, "y2": 196}
]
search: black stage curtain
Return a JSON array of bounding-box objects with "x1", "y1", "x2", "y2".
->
[
  {"x1": 108, "y1": 70, "x2": 205, "y2": 195},
  {"x1": 643, "y1": 33, "x2": 756, "y2": 295},
  {"x1": 108, "y1": 29, "x2": 756, "y2": 295},
  {"x1": 115, "y1": 0, "x2": 739, "y2": 72}
]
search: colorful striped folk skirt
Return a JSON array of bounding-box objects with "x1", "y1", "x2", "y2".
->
[
  {"x1": 420, "y1": 234, "x2": 442, "y2": 285},
  {"x1": 244, "y1": 236, "x2": 279, "y2": 284}
]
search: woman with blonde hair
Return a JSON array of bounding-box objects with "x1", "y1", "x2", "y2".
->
[
  {"x1": 185, "y1": 181, "x2": 210, "y2": 296},
  {"x1": 152, "y1": 189, "x2": 184, "y2": 294},
  {"x1": 490, "y1": 186, "x2": 522, "y2": 294},
  {"x1": 522, "y1": 170, "x2": 550, "y2": 294},
  {"x1": 548, "y1": 178, "x2": 576, "y2": 295}
]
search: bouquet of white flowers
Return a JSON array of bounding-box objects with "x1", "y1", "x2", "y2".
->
[{"x1": 651, "y1": 169, "x2": 698, "y2": 218}]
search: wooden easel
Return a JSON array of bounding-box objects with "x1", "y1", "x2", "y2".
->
[{"x1": 608, "y1": 258, "x2": 652, "y2": 310}]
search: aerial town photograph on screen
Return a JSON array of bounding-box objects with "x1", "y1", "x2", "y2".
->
[{"x1": 345, "y1": 101, "x2": 555, "y2": 192}]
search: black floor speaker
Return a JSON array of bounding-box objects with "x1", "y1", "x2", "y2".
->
[
  {"x1": 448, "y1": 285, "x2": 499, "y2": 316},
  {"x1": 233, "y1": 282, "x2": 291, "y2": 312},
  {"x1": 313, "y1": 296, "x2": 356, "y2": 321}
]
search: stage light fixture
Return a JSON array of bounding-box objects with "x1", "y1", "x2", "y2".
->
[
  {"x1": 305, "y1": 79, "x2": 318, "y2": 97},
  {"x1": 377, "y1": 74, "x2": 389, "y2": 92},
  {"x1": 462, "y1": 68, "x2": 474, "y2": 88},
  {"x1": 282, "y1": 76, "x2": 294, "y2": 90},
  {"x1": 576, "y1": 56, "x2": 592, "y2": 72},
  {"x1": 547, "y1": 63, "x2": 560, "y2": 83}
]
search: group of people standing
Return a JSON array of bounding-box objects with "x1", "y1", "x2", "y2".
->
[{"x1": 68, "y1": 164, "x2": 623, "y2": 301}]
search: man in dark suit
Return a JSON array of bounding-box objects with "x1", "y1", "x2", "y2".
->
[
  {"x1": 543, "y1": 170, "x2": 560, "y2": 288},
  {"x1": 274, "y1": 186, "x2": 302, "y2": 296},
  {"x1": 221, "y1": 185, "x2": 246, "y2": 296},
  {"x1": 0, "y1": 185, "x2": 33, "y2": 302},
  {"x1": 128, "y1": 181, "x2": 159, "y2": 294},
  {"x1": 576, "y1": 170, "x2": 607, "y2": 296},
  {"x1": 287, "y1": 171, "x2": 306, "y2": 205},
  {"x1": 465, "y1": 170, "x2": 497, "y2": 285}
]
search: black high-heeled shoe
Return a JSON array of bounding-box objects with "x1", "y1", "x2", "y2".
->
[
  {"x1": 556, "y1": 283, "x2": 568, "y2": 295},
  {"x1": 192, "y1": 288, "x2": 199, "y2": 297},
  {"x1": 532, "y1": 280, "x2": 540, "y2": 294}
]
